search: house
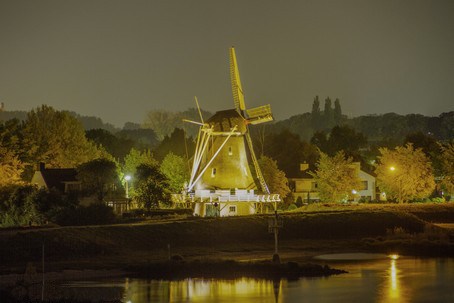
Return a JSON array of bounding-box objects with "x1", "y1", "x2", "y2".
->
[
  {"x1": 31, "y1": 163, "x2": 130, "y2": 212},
  {"x1": 31, "y1": 163, "x2": 81, "y2": 193},
  {"x1": 288, "y1": 162, "x2": 377, "y2": 203},
  {"x1": 288, "y1": 164, "x2": 320, "y2": 203}
]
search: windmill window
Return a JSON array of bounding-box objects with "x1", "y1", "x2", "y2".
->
[
  {"x1": 211, "y1": 168, "x2": 216, "y2": 178},
  {"x1": 228, "y1": 146, "x2": 233, "y2": 156}
]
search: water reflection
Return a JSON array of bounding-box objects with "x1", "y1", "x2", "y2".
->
[
  {"x1": 383, "y1": 258, "x2": 403, "y2": 302},
  {"x1": 53, "y1": 257, "x2": 454, "y2": 302},
  {"x1": 123, "y1": 277, "x2": 282, "y2": 303}
]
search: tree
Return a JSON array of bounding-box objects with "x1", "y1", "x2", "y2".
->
[
  {"x1": 143, "y1": 108, "x2": 212, "y2": 140},
  {"x1": 310, "y1": 131, "x2": 328, "y2": 153},
  {"x1": 23, "y1": 105, "x2": 103, "y2": 168},
  {"x1": 334, "y1": 98, "x2": 342, "y2": 124},
  {"x1": 123, "y1": 148, "x2": 158, "y2": 177},
  {"x1": 375, "y1": 144, "x2": 435, "y2": 202},
  {"x1": 439, "y1": 141, "x2": 454, "y2": 194},
  {"x1": 311, "y1": 96, "x2": 321, "y2": 130},
  {"x1": 77, "y1": 158, "x2": 120, "y2": 202},
  {"x1": 258, "y1": 156, "x2": 290, "y2": 199},
  {"x1": 0, "y1": 119, "x2": 26, "y2": 161},
  {"x1": 86, "y1": 128, "x2": 135, "y2": 160},
  {"x1": 160, "y1": 153, "x2": 190, "y2": 193},
  {"x1": 326, "y1": 126, "x2": 367, "y2": 157},
  {"x1": 134, "y1": 163, "x2": 171, "y2": 209},
  {"x1": 143, "y1": 110, "x2": 180, "y2": 141},
  {"x1": 116, "y1": 128, "x2": 159, "y2": 150},
  {"x1": 154, "y1": 128, "x2": 195, "y2": 161},
  {"x1": 323, "y1": 97, "x2": 334, "y2": 129},
  {"x1": 264, "y1": 130, "x2": 319, "y2": 178},
  {"x1": 310, "y1": 151, "x2": 361, "y2": 202},
  {"x1": 404, "y1": 131, "x2": 442, "y2": 176},
  {"x1": 0, "y1": 146, "x2": 24, "y2": 186}
]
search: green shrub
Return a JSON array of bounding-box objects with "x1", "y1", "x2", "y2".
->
[
  {"x1": 287, "y1": 204, "x2": 298, "y2": 211},
  {"x1": 0, "y1": 185, "x2": 81, "y2": 227},
  {"x1": 431, "y1": 197, "x2": 445, "y2": 203},
  {"x1": 295, "y1": 196, "x2": 303, "y2": 207},
  {"x1": 54, "y1": 203, "x2": 117, "y2": 226}
]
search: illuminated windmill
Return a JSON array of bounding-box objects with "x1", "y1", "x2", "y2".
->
[{"x1": 182, "y1": 47, "x2": 279, "y2": 217}]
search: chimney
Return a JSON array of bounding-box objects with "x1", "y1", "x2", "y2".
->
[
  {"x1": 39, "y1": 162, "x2": 45, "y2": 171},
  {"x1": 300, "y1": 163, "x2": 309, "y2": 171}
]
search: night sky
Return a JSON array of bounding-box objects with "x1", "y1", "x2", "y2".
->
[{"x1": 1, "y1": 0, "x2": 453, "y2": 127}]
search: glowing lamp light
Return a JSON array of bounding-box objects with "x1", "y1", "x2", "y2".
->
[
  {"x1": 389, "y1": 166, "x2": 396, "y2": 171},
  {"x1": 352, "y1": 189, "x2": 357, "y2": 194},
  {"x1": 389, "y1": 254, "x2": 399, "y2": 260},
  {"x1": 125, "y1": 175, "x2": 131, "y2": 181}
]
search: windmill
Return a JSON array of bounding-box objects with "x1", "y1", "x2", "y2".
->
[{"x1": 181, "y1": 47, "x2": 279, "y2": 216}]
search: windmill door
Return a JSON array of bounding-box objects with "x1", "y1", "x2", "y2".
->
[{"x1": 205, "y1": 204, "x2": 220, "y2": 217}]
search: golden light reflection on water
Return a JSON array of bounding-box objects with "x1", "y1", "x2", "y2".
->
[
  {"x1": 379, "y1": 255, "x2": 409, "y2": 303},
  {"x1": 389, "y1": 259, "x2": 399, "y2": 299},
  {"x1": 123, "y1": 277, "x2": 282, "y2": 303}
]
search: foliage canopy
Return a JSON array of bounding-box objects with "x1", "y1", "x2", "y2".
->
[
  {"x1": 160, "y1": 152, "x2": 190, "y2": 193},
  {"x1": 258, "y1": 156, "x2": 290, "y2": 198},
  {"x1": 310, "y1": 151, "x2": 362, "y2": 202},
  {"x1": 375, "y1": 144, "x2": 435, "y2": 202}
]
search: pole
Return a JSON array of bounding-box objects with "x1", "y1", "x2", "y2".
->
[
  {"x1": 274, "y1": 200, "x2": 278, "y2": 255},
  {"x1": 41, "y1": 243, "x2": 45, "y2": 301},
  {"x1": 125, "y1": 180, "x2": 129, "y2": 199},
  {"x1": 399, "y1": 179, "x2": 402, "y2": 204}
]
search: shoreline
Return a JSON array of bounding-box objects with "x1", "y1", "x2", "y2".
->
[{"x1": 1, "y1": 204, "x2": 453, "y2": 277}]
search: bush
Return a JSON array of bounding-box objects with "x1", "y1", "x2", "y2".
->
[
  {"x1": 295, "y1": 196, "x2": 303, "y2": 207},
  {"x1": 54, "y1": 203, "x2": 117, "y2": 226},
  {"x1": 431, "y1": 197, "x2": 445, "y2": 203},
  {"x1": 0, "y1": 185, "x2": 38, "y2": 227},
  {"x1": 0, "y1": 185, "x2": 78, "y2": 227},
  {"x1": 287, "y1": 204, "x2": 298, "y2": 211}
]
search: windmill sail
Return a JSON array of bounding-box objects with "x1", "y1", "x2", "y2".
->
[
  {"x1": 246, "y1": 104, "x2": 273, "y2": 125},
  {"x1": 229, "y1": 47, "x2": 246, "y2": 111}
]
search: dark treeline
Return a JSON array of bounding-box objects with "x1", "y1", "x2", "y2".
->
[
  {"x1": 2, "y1": 98, "x2": 453, "y2": 179},
  {"x1": 271, "y1": 96, "x2": 454, "y2": 144}
]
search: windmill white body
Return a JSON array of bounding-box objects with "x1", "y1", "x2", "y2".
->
[{"x1": 177, "y1": 48, "x2": 280, "y2": 217}]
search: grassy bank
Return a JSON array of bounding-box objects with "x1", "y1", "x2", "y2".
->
[{"x1": 0, "y1": 203, "x2": 453, "y2": 272}]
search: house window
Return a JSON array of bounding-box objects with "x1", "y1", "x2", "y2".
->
[
  {"x1": 229, "y1": 206, "x2": 236, "y2": 213},
  {"x1": 312, "y1": 182, "x2": 318, "y2": 190},
  {"x1": 228, "y1": 146, "x2": 233, "y2": 156},
  {"x1": 211, "y1": 168, "x2": 216, "y2": 178},
  {"x1": 362, "y1": 181, "x2": 368, "y2": 190}
]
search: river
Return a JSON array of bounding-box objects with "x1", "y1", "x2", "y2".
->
[{"x1": 28, "y1": 255, "x2": 454, "y2": 302}]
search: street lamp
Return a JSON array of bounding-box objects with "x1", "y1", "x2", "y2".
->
[
  {"x1": 125, "y1": 175, "x2": 131, "y2": 199},
  {"x1": 389, "y1": 166, "x2": 402, "y2": 203}
]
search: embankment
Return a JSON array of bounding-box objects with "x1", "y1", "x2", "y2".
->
[{"x1": 1, "y1": 203, "x2": 453, "y2": 269}]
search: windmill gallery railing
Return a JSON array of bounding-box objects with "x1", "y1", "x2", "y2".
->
[{"x1": 172, "y1": 193, "x2": 281, "y2": 204}]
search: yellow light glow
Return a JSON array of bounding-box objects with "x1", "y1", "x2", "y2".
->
[
  {"x1": 389, "y1": 254, "x2": 399, "y2": 260},
  {"x1": 389, "y1": 166, "x2": 396, "y2": 171}
]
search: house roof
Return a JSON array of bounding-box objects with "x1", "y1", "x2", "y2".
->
[
  {"x1": 41, "y1": 168, "x2": 78, "y2": 192},
  {"x1": 289, "y1": 170, "x2": 314, "y2": 180},
  {"x1": 300, "y1": 170, "x2": 314, "y2": 179}
]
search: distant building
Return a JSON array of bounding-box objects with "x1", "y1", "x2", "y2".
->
[
  {"x1": 31, "y1": 163, "x2": 81, "y2": 193},
  {"x1": 289, "y1": 162, "x2": 377, "y2": 203}
]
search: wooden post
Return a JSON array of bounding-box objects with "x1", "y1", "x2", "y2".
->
[{"x1": 41, "y1": 243, "x2": 45, "y2": 301}]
